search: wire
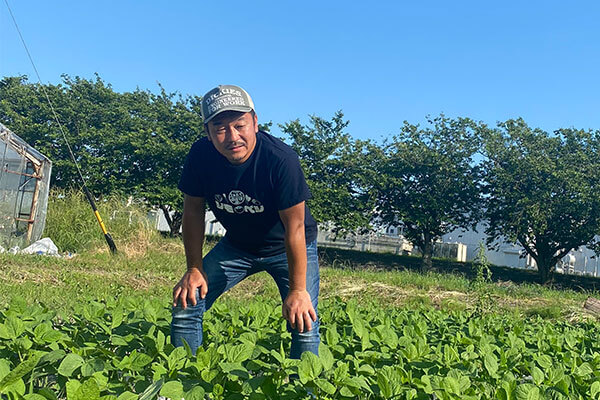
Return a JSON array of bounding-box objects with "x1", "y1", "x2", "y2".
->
[
  {"x1": 3, "y1": 0, "x2": 117, "y2": 253},
  {"x1": 3, "y1": 0, "x2": 88, "y2": 187}
]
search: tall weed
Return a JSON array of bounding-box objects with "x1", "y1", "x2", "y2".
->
[
  {"x1": 43, "y1": 189, "x2": 162, "y2": 253},
  {"x1": 471, "y1": 241, "x2": 494, "y2": 314}
]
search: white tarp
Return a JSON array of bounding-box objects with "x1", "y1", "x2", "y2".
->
[{"x1": 20, "y1": 237, "x2": 59, "y2": 256}]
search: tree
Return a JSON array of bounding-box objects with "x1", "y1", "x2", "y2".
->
[
  {"x1": 376, "y1": 115, "x2": 483, "y2": 272},
  {"x1": 482, "y1": 119, "x2": 600, "y2": 283},
  {"x1": 0, "y1": 75, "x2": 204, "y2": 235},
  {"x1": 280, "y1": 111, "x2": 379, "y2": 234}
]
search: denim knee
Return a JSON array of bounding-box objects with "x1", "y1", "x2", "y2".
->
[
  {"x1": 289, "y1": 318, "x2": 320, "y2": 359},
  {"x1": 170, "y1": 294, "x2": 205, "y2": 352}
]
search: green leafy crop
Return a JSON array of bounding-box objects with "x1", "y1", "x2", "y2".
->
[{"x1": 0, "y1": 296, "x2": 599, "y2": 399}]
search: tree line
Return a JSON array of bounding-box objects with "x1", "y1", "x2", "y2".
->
[{"x1": 1, "y1": 75, "x2": 599, "y2": 283}]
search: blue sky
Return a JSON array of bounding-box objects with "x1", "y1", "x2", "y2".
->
[{"x1": 1, "y1": 1, "x2": 599, "y2": 141}]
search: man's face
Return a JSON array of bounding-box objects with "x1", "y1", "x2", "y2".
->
[{"x1": 206, "y1": 111, "x2": 258, "y2": 165}]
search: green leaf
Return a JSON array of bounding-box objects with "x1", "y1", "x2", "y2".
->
[
  {"x1": 377, "y1": 373, "x2": 392, "y2": 398},
  {"x1": 298, "y1": 352, "x2": 322, "y2": 384},
  {"x1": 116, "y1": 391, "x2": 138, "y2": 400},
  {"x1": 318, "y1": 343, "x2": 334, "y2": 372},
  {"x1": 496, "y1": 387, "x2": 509, "y2": 400},
  {"x1": 224, "y1": 343, "x2": 254, "y2": 363},
  {"x1": 66, "y1": 380, "x2": 81, "y2": 399},
  {"x1": 110, "y1": 335, "x2": 131, "y2": 346},
  {"x1": 71, "y1": 378, "x2": 100, "y2": 400},
  {"x1": 315, "y1": 378, "x2": 336, "y2": 395},
  {"x1": 138, "y1": 380, "x2": 163, "y2": 400},
  {"x1": 201, "y1": 369, "x2": 219, "y2": 383},
  {"x1": 58, "y1": 353, "x2": 85, "y2": 377},
  {"x1": 591, "y1": 381, "x2": 600, "y2": 399},
  {"x1": 531, "y1": 366, "x2": 544, "y2": 386},
  {"x1": 515, "y1": 384, "x2": 541, "y2": 400},
  {"x1": 536, "y1": 354, "x2": 553, "y2": 370},
  {"x1": 159, "y1": 381, "x2": 184, "y2": 399},
  {"x1": 184, "y1": 386, "x2": 206, "y2": 400},
  {"x1": 15, "y1": 336, "x2": 33, "y2": 351},
  {"x1": 358, "y1": 364, "x2": 375, "y2": 375},
  {"x1": 156, "y1": 330, "x2": 165, "y2": 353},
  {"x1": 0, "y1": 323, "x2": 10, "y2": 340},
  {"x1": 376, "y1": 366, "x2": 403, "y2": 397},
  {"x1": 574, "y1": 362, "x2": 593, "y2": 378},
  {"x1": 443, "y1": 376, "x2": 462, "y2": 395},
  {"x1": 212, "y1": 383, "x2": 224, "y2": 396},
  {"x1": 334, "y1": 362, "x2": 349, "y2": 382},
  {"x1": 167, "y1": 347, "x2": 187, "y2": 371},
  {"x1": 5, "y1": 316, "x2": 25, "y2": 338},
  {"x1": 33, "y1": 323, "x2": 51, "y2": 340},
  {"x1": 0, "y1": 352, "x2": 42, "y2": 392},
  {"x1": 111, "y1": 306, "x2": 124, "y2": 329},
  {"x1": 38, "y1": 388, "x2": 59, "y2": 400},
  {"x1": 219, "y1": 362, "x2": 249, "y2": 380},
  {"x1": 24, "y1": 394, "x2": 48, "y2": 400},
  {"x1": 81, "y1": 359, "x2": 105, "y2": 377},
  {"x1": 128, "y1": 351, "x2": 153, "y2": 371},
  {"x1": 325, "y1": 325, "x2": 340, "y2": 346},
  {"x1": 40, "y1": 350, "x2": 66, "y2": 366},
  {"x1": 484, "y1": 352, "x2": 499, "y2": 377}
]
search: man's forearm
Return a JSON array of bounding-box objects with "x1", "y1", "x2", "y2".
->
[
  {"x1": 284, "y1": 225, "x2": 307, "y2": 291},
  {"x1": 182, "y1": 213, "x2": 206, "y2": 271}
]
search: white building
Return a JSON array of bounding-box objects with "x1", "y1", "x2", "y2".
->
[
  {"x1": 441, "y1": 222, "x2": 600, "y2": 277},
  {"x1": 149, "y1": 209, "x2": 226, "y2": 237}
]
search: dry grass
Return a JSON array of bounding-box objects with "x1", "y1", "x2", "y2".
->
[{"x1": 213, "y1": 268, "x2": 595, "y2": 321}]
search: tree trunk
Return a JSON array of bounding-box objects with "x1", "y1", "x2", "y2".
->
[
  {"x1": 584, "y1": 297, "x2": 600, "y2": 315},
  {"x1": 171, "y1": 210, "x2": 183, "y2": 236},
  {"x1": 537, "y1": 256, "x2": 555, "y2": 284},
  {"x1": 421, "y1": 234, "x2": 433, "y2": 273},
  {"x1": 160, "y1": 205, "x2": 182, "y2": 237}
]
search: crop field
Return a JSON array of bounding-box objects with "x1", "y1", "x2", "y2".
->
[
  {"x1": 1, "y1": 285, "x2": 600, "y2": 399},
  {"x1": 1, "y1": 194, "x2": 600, "y2": 399}
]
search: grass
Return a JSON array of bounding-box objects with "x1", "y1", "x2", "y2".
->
[
  {"x1": 0, "y1": 190, "x2": 598, "y2": 323},
  {"x1": 43, "y1": 189, "x2": 165, "y2": 253},
  {"x1": 0, "y1": 239, "x2": 596, "y2": 322}
]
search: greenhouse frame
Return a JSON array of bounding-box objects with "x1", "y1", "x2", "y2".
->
[{"x1": 0, "y1": 123, "x2": 52, "y2": 249}]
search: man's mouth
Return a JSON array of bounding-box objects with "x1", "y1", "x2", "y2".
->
[{"x1": 228, "y1": 143, "x2": 245, "y2": 151}]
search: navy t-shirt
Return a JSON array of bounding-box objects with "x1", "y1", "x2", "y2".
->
[{"x1": 178, "y1": 130, "x2": 318, "y2": 257}]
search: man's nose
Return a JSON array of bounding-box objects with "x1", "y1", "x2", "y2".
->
[{"x1": 225, "y1": 127, "x2": 241, "y2": 142}]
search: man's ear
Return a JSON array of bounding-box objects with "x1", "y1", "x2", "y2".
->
[
  {"x1": 205, "y1": 124, "x2": 212, "y2": 141},
  {"x1": 253, "y1": 113, "x2": 258, "y2": 133}
]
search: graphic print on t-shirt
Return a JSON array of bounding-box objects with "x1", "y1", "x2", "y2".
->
[{"x1": 214, "y1": 190, "x2": 264, "y2": 214}]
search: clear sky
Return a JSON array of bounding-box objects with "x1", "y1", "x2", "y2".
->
[{"x1": 1, "y1": 1, "x2": 599, "y2": 141}]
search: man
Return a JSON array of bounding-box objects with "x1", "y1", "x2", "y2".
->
[{"x1": 171, "y1": 85, "x2": 320, "y2": 359}]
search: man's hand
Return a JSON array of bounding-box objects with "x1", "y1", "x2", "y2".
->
[
  {"x1": 282, "y1": 289, "x2": 317, "y2": 333},
  {"x1": 173, "y1": 267, "x2": 208, "y2": 309}
]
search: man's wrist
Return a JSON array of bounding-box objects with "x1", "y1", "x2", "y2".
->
[
  {"x1": 187, "y1": 265, "x2": 203, "y2": 272},
  {"x1": 288, "y1": 287, "x2": 307, "y2": 293}
]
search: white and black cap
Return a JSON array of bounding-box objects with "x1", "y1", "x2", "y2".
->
[{"x1": 201, "y1": 84, "x2": 255, "y2": 123}]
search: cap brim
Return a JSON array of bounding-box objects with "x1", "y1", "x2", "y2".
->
[{"x1": 204, "y1": 106, "x2": 254, "y2": 124}]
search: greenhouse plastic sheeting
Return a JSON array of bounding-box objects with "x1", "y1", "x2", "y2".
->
[{"x1": 0, "y1": 123, "x2": 52, "y2": 248}]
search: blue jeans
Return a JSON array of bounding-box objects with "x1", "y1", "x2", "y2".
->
[{"x1": 171, "y1": 238, "x2": 320, "y2": 359}]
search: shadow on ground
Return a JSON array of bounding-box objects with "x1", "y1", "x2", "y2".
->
[{"x1": 318, "y1": 246, "x2": 600, "y2": 293}]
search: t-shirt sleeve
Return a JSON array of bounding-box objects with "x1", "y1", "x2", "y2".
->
[
  {"x1": 178, "y1": 142, "x2": 205, "y2": 197},
  {"x1": 274, "y1": 153, "x2": 312, "y2": 210}
]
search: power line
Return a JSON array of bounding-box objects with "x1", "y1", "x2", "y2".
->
[{"x1": 3, "y1": 0, "x2": 117, "y2": 253}]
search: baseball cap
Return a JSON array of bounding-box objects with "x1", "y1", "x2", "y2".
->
[{"x1": 201, "y1": 85, "x2": 255, "y2": 123}]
